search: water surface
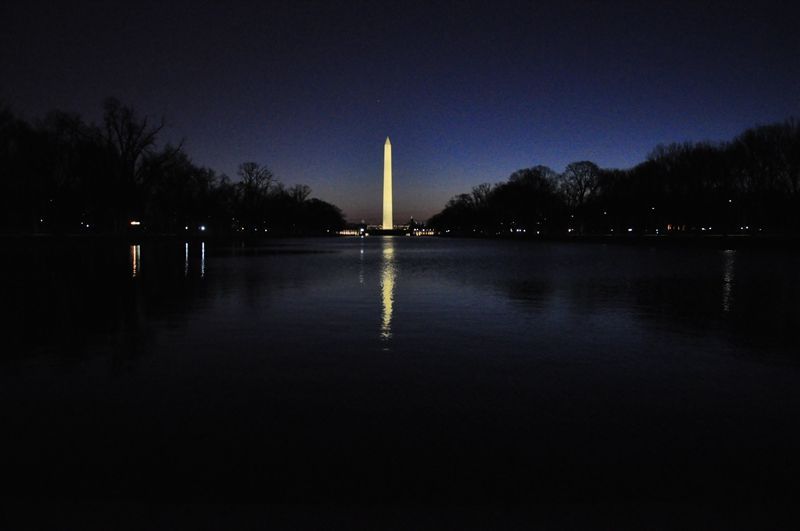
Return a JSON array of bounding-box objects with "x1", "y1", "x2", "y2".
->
[{"x1": 3, "y1": 237, "x2": 800, "y2": 504}]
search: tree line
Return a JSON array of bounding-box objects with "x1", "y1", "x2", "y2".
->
[
  {"x1": 428, "y1": 119, "x2": 800, "y2": 236},
  {"x1": 0, "y1": 98, "x2": 345, "y2": 235}
]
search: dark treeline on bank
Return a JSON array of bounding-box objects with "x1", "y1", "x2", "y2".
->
[
  {"x1": 0, "y1": 99, "x2": 345, "y2": 236},
  {"x1": 429, "y1": 119, "x2": 800, "y2": 237}
]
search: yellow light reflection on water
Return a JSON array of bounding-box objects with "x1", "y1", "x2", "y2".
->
[
  {"x1": 130, "y1": 244, "x2": 141, "y2": 278},
  {"x1": 380, "y1": 238, "x2": 396, "y2": 341}
]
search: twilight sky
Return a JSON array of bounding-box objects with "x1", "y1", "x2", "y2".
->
[{"x1": 2, "y1": 0, "x2": 798, "y2": 222}]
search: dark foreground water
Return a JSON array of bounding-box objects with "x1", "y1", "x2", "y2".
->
[{"x1": 3, "y1": 237, "x2": 800, "y2": 513}]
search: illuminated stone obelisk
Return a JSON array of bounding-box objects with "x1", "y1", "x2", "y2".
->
[{"x1": 382, "y1": 137, "x2": 393, "y2": 230}]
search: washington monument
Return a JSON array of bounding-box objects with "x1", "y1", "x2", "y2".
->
[{"x1": 382, "y1": 137, "x2": 393, "y2": 230}]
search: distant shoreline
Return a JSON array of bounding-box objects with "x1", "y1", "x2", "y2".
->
[
  {"x1": 2, "y1": 231, "x2": 800, "y2": 250},
  {"x1": 435, "y1": 232, "x2": 800, "y2": 249},
  {"x1": 0, "y1": 232, "x2": 339, "y2": 245}
]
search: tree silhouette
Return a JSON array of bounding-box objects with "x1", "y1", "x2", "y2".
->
[
  {"x1": 0, "y1": 99, "x2": 345, "y2": 235},
  {"x1": 560, "y1": 161, "x2": 600, "y2": 209},
  {"x1": 430, "y1": 118, "x2": 800, "y2": 236}
]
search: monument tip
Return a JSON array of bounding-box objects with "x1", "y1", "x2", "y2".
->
[{"x1": 385, "y1": 136, "x2": 391, "y2": 145}]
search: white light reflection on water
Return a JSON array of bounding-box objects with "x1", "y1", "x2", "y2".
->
[
  {"x1": 380, "y1": 238, "x2": 396, "y2": 342},
  {"x1": 130, "y1": 244, "x2": 141, "y2": 278},
  {"x1": 722, "y1": 249, "x2": 736, "y2": 312},
  {"x1": 201, "y1": 242, "x2": 206, "y2": 278},
  {"x1": 359, "y1": 244, "x2": 365, "y2": 286},
  {"x1": 184, "y1": 242, "x2": 189, "y2": 277}
]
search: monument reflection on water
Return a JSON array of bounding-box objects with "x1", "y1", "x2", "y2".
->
[{"x1": 380, "y1": 237, "x2": 396, "y2": 342}]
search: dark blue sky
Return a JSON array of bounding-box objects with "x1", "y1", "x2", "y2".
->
[{"x1": 2, "y1": 0, "x2": 798, "y2": 222}]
